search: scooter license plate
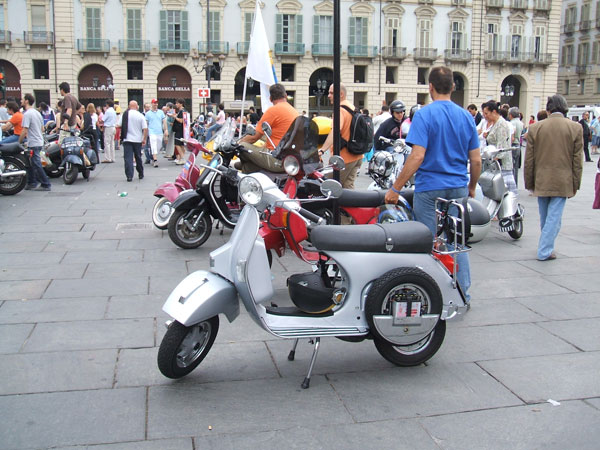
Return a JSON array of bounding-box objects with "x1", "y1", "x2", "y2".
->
[{"x1": 393, "y1": 301, "x2": 421, "y2": 319}]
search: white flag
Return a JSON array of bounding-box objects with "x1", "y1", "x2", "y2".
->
[{"x1": 246, "y1": 0, "x2": 277, "y2": 111}]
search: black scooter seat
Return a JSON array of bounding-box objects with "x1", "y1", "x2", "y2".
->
[
  {"x1": 338, "y1": 189, "x2": 385, "y2": 207},
  {"x1": 310, "y1": 221, "x2": 433, "y2": 254},
  {"x1": 0, "y1": 142, "x2": 25, "y2": 155}
]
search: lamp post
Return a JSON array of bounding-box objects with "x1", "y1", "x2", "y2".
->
[
  {"x1": 314, "y1": 78, "x2": 326, "y2": 115},
  {"x1": 193, "y1": 52, "x2": 225, "y2": 114}
]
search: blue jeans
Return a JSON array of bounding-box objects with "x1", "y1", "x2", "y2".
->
[
  {"x1": 205, "y1": 123, "x2": 222, "y2": 142},
  {"x1": 537, "y1": 197, "x2": 566, "y2": 260},
  {"x1": 122, "y1": 141, "x2": 143, "y2": 180},
  {"x1": 26, "y1": 146, "x2": 51, "y2": 188},
  {"x1": 414, "y1": 187, "x2": 471, "y2": 301},
  {"x1": 2, "y1": 134, "x2": 19, "y2": 143}
]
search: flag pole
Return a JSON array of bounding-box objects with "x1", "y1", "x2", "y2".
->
[
  {"x1": 239, "y1": 75, "x2": 248, "y2": 139},
  {"x1": 333, "y1": 0, "x2": 341, "y2": 224}
]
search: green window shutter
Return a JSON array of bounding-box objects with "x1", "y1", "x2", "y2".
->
[
  {"x1": 296, "y1": 14, "x2": 302, "y2": 44},
  {"x1": 245, "y1": 12, "x2": 253, "y2": 41},
  {"x1": 361, "y1": 18, "x2": 368, "y2": 46},
  {"x1": 181, "y1": 10, "x2": 188, "y2": 42},
  {"x1": 313, "y1": 15, "x2": 319, "y2": 45},
  {"x1": 160, "y1": 10, "x2": 166, "y2": 42},
  {"x1": 349, "y1": 17, "x2": 356, "y2": 46},
  {"x1": 276, "y1": 14, "x2": 283, "y2": 43}
]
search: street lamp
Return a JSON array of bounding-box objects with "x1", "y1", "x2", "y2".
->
[
  {"x1": 193, "y1": 52, "x2": 225, "y2": 113},
  {"x1": 314, "y1": 78, "x2": 327, "y2": 115}
]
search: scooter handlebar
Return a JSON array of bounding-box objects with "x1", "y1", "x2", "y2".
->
[{"x1": 297, "y1": 207, "x2": 325, "y2": 226}]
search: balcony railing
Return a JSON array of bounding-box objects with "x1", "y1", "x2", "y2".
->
[
  {"x1": 158, "y1": 40, "x2": 190, "y2": 53},
  {"x1": 444, "y1": 49, "x2": 472, "y2": 62},
  {"x1": 76, "y1": 39, "x2": 110, "y2": 53},
  {"x1": 312, "y1": 44, "x2": 334, "y2": 56},
  {"x1": 563, "y1": 23, "x2": 576, "y2": 33},
  {"x1": 506, "y1": 51, "x2": 531, "y2": 63},
  {"x1": 381, "y1": 46, "x2": 407, "y2": 59},
  {"x1": 484, "y1": 50, "x2": 506, "y2": 62},
  {"x1": 531, "y1": 53, "x2": 552, "y2": 65},
  {"x1": 237, "y1": 41, "x2": 249, "y2": 55},
  {"x1": 486, "y1": 0, "x2": 504, "y2": 8},
  {"x1": 510, "y1": 0, "x2": 527, "y2": 9},
  {"x1": 198, "y1": 41, "x2": 229, "y2": 55},
  {"x1": 274, "y1": 42, "x2": 305, "y2": 56},
  {"x1": 418, "y1": 0, "x2": 433, "y2": 4},
  {"x1": 533, "y1": 0, "x2": 550, "y2": 11},
  {"x1": 118, "y1": 39, "x2": 151, "y2": 53},
  {"x1": 413, "y1": 47, "x2": 438, "y2": 61},
  {"x1": 348, "y1": 45, "x2": 378, "y2": 58},
  {"x1": 451, "y1": 0, "x2": 466, "y2": 5},
  {"x1": 576, "y1": 64, "x2": 589, "y2": 74},
  {"x1": 24, "y1": 31, "x2": 54, "y2": 46},
  {"x1": 0, "y1": 30, "x2": 11, "y2": 46},
  {"x1": 580, "y1": 20, "x2": 592, "y2": 31}
]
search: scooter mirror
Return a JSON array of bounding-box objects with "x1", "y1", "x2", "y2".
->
[
  {"x1": 261, "y1": 122, "x2": 273, "y2": 137},
  {"x1": 246, "y1": 124, "x2": 256, "y2": 136},
  {"x1": 320, "y1": 179, "x2": 343, "y2": 199},
  {"x1": 328, "y1": 155, "x2": 346, "y2": 171}
]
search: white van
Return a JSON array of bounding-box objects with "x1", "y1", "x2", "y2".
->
[{"x1": 567, "y1": 105, "x2": 600, "y2": 122}]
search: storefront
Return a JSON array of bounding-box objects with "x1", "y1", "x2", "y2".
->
[
  {"x1": 157, "y1": 65, "x2": 192, "y2": 115},
  {"x1": 0, "y1": 59, "x2": 21, "y2": 101},
  {"x1": 78, "y1": 64, "x2": 114, "y2": 109}
]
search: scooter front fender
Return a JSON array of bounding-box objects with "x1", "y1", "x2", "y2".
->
[
  {"x1": 60, "y1": 155, "x2": 84, "y2": 167},
  {"x1": 154, "y1": 183, "x2": 182, "y2": 202},
  {"x1": 162, "y1": 270, "x2": 239, "y2": 326},
  {"x1": 171, "y1": 190, "x2": 204, "y2": 211}
]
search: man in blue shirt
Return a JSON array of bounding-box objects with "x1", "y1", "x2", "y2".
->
[
  {"x1": 385, "y1": 66, "x2": 481, "y2": 305},
  {"x1": 145, "y1": 99, "x2": 166, "y2": 167}
]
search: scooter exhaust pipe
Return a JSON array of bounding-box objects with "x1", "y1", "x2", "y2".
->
[{"x1": 1, "y1": 170, "x2": 27, "y2": 178}]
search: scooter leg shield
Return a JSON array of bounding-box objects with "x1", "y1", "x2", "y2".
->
[
  {"x1": 162, "y1": 270, "x2": 239, "y2": 326},
  {"x1": 498, "y1": 191, "x2": 519, "y2": 219}
]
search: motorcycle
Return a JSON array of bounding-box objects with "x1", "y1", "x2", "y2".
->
[
  {"x1": 477, "y1": 145, "x2": 524, "y2": 239},
  {"x1": 0, "y1": 142, "x2": 28, "y2": 195},
  {"x1": 59, "y1": 131, "x2": 98, "y2": 185},
  {"x1": 157, "y1": 173, "x2": 470, "y2": 389},
  {"x1": 40, "y1": 133, "x2": 62, "y2": 178},
  {"x1": 367, "y1": 136, "x2": 414, "y2": 190},
  {"x1": 152, "y1": 138, "x2": 208, "y2": 230}
]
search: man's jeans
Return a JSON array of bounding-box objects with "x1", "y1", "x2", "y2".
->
[
  {"x1": 122, "y1": 141, "x2": 144, "y2": 179},
  {"x1": 537, "y1": 197, "x2": 566, "y2": 260},
  {"x1": 2, "y1": 134, "x2": 19, "y2": 144},
  {"x1": 413, "y1": 187, "x2": 471, "y2": 301},
  {"x1": 26, "y1": 146, "x2": 51, "y2": 188},
  {"x1": 205, "y1": 123, "x2": 222, "y2": 142}
]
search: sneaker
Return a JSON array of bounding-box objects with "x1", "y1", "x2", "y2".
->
[
  {"x1": 127, "y1": 178, "x2": 132, "y2": 182},
  {"x1": 145, "y1": 160, "x2": 151, "y2": 164},
  {"x1": 139, "y1": 174, "x2": 144, "y2": 180},
  {"x1": 175, "y1": 159, "x2": 185, "y2": 165},
  {"x1": 153, "y1": 161, "x2": 158, "y2": 167},
  {"x1": 25, "y1": 184, "x2": 38, "y2": 190},
  {"x1": 33, "y1": 186, "x2": 51, "y2": 192}
]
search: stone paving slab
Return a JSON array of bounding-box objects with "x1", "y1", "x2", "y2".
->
[
  {"x1": 43, "y1": 239, "x2": 119, "y2": 252},
  {"x1": 587, "y1": 397, "x2": 600, "y2": 410},
  {"x1": 117, "y1": 238, "x2": 177, "y2": 250},
  {"x1": 326, "y1": 362, "x2": 522, "y2": 422},
  {"x1": 62, "y1": 249, "x2": 143, "y2": 264},
  {"x1": 469, "y1": 260, "x2": 541, "y2": 279},
  {"x1": 449, "y1": 298, "x2": 545, "y2": 327},
  {"x1": 0, "y1": 231, "x2": 94, "y2": 242},
  {"x1": 50, "y1": 438, "x2": 194, "y2": 450},
  {"x1": 9, "y1": 223, "x2": 84, "y2": 233},
  {"x1": 537, "y1": 318, "x2": 600, "y2": 351},
  {"x1": 544, "y1": 273, "x2": 600, "y2": 294},
  {"x1": 142, "y1": 248, "x2": 203, "y2": 262},
  {"x1": 0, "y1": 240, "x2": 48, "y2": 253},
  {"x1": 419, "y1": 400, "x2": 600, "y2": 450},
  {"x1": 515, "y1": 292, "x2": 600, "y2": 320},
  {"x1": 0, "y1": 388, "x2": 146, "y2": 450},
  {"x1": 147, "y1": 377, "x2": 354, "y2": 440},
  {"x1": 0, "y1": 323, "x2": 34, "y2": 353},
  {"x1": 0, "y1": 297, "x2": 108, "y2": 324},
  {"x1": 148, "y1": 276, "x2": 185, "y2": 296},
  {"x1": 0, "y1": 279, "x2": 50, "y2": 300},
  {"x1": 479, "y1": 351, "x2": 600, "y2": 403},
  {"x1": 518, "y1": 256, "x2": 600, "y2": 276},
  {"x1": 84, "y1": 261, "x2": 187, "y2": 280},
  {"x1": 92, "y1": 230, "x2": 160, "y2": 240},
  {"x1": 1, "y1": 251, "x2": 65, "y2": 267},
  {"x1": 432, "y1": 323, "x2": 578, "y2": 363},
  {"x1": 105, "y1": 294, "x2": 168, "y2": 320},
  {"x1": 0, "y1": 349, "x2": 117, "y2": 395},
  {"x1": 22, "y1": 318, "x2": 155, "y2": 352},
  {"x1": 116, "y1": 341, "x2": 279, "y2": 388},
  {"x1": 44, "y1": 277, "x2": 149, "y2": 298},
  {"x1": 0, "y1": 264, "x2": 87, "y2": 282},
  {"x1": 193, "y1": 419, "x2": 440, "y2": 450},
  {"x1": 470, "y1": 275, "x2": 572, "y2": 300}
]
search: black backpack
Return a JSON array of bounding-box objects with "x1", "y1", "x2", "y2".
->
[{"x1": 340, "y1": 105, "x2": 374, "y2": 155}]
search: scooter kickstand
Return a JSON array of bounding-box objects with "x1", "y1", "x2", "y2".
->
[
  {"x1": 301, "y1": 337, "x2": 320, "y2": 389},
  {"x1": 287, "y1": 339, "x2": 299, "y2": 361}
]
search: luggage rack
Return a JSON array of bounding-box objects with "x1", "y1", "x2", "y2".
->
[{"x1": 433, "y1": 197, "x2": 471, "y2": 287}]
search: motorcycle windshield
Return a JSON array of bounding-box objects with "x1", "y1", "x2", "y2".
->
[
  {"x1": 271, "y1": 116, "x2": 322, "y2": 175},
  {"x1": 210, "y1": 119, "x2": 237, "y2": 153}
]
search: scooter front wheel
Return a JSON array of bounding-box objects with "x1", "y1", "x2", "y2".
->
[
  {"x1": 508, "y1": 216, "x2": 523, "y2": 240},
  {"x1": 152, "y1": 196, "x2": 173, "y2": 230},
  {"x1": 63, "y1": 164, "x2": 78, "y2": 185},
  {"x1": 158, "y1": 317, "x2": 219, "y2": 379},
  {"x1": 168, "y1": 208, "x2": 212, "y2": 249}
]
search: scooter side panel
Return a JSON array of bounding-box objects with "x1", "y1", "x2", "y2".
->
[
  {"x1": 162, "y1": 270, "x2": 239, "y2": 325},
  {"x1": 154, "y1": 183, "x2": 181, "y2": 202},
  {"x1": 498, "y1": 191, "x2": 519, "y2": 218}
]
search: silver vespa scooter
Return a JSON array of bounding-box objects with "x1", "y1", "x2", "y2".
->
[
  {"x1": 158, "y1": 168, "x2": 470, "y2": 389},
  {"x1": 478, "y1": 145, "x2": 524, "y2": 239}
]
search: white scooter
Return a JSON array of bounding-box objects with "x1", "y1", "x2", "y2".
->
[
  {"x1": 368, "y1": 136, "x2": 413, "y2": 190},
  {"x1": 157, "y1": 166, "x2": 470, "y2": 389},
  {"x1": 477, "y1": 145, "x2": 524, "y2": 239}
]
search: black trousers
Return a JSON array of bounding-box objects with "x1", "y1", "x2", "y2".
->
[{"x1": 122, "y1": 141, "x2": 144, "y2": 179}]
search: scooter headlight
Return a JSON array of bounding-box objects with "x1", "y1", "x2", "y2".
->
[
  {"x1": 283, "y1": 155, "x2": 300, "y2": 176},
  {"x1": 239, "y1": 175, "x2": 263, "y2": 205}
]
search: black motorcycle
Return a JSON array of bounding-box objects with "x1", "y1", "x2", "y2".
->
[
  {"x1": 40, "y1": 133, "x2": 62, "y2": 178},
  {"x1": 0, "y1": 142, "x2": 29, "y2": 195},
  {"x1": 59, "y1": 132, "x2": 98, "y2": 184}
]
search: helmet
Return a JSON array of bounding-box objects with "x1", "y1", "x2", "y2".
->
[
  {"x1": 461, "y1": 197, "x2": 491, "y2": 244},
  {"x1": 409, "y1": 104, "x2": 422, "y2": 121},
  {"x1": 368, "y1": 151, "x2": 395, "y2": 178},
  {"x1": 389, "y1": 100, "x2": 406, "y2": 114},
  {"x1": 377, "y1": 204, "x2": 412, "y2": 223}
]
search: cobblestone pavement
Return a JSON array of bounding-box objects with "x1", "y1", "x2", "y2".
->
[{"x1": 1, "y1": 150, "x2": 599, "y2": 449}]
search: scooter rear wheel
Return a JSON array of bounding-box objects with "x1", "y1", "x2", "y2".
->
[
  {"x1": 63, "y1": 165, "x2": 78, "y2": 185},
  {"x1": 157, "y1": 318, "x2": 219, "y2": 379},
  {"x1": 0, "y1": 159, "x2": 27, "y2": 195},
  {"x1": 168, "y1": 208, "x2": 212, "y2": 249},
  {"x1": 152, "y1": 196, "x2": 172, "y2": 230}
]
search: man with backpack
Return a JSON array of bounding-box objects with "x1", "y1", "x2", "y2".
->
[{"x1": 319, "y1": 83, "x2": 372, "y2": 189}]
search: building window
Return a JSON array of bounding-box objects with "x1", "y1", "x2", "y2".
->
[
  {"x1": 450, "y1": 21, "x2": 464, "y2": 53},
  {"x1": 354, "y1": 65, "x2": 366, "y2": 83},
  {"x1": 349, "y1": 16, "x2": 368, "y2": 48},
  {"x1": 386, "y1": 66, "x2": 397, "y2": 84},
  {"x1": 287, "y1": 90, "x2": 295, "y2": 107},
  {"x1": 596, "y1": 78, "x2": 600, "y2": 93},
  {"x1": 418, "y1": 18, "x2": 431, "y2": 49},
  {"x1": 127, "y1": 9, "x2": 142, "y2": 46},
  {"x1": 34, "y1": 89, "x2": 50, "y2": 106},
  {"x1": 33, "y1": 59, "x2": 49, "y2": 79},
  {"x1": 565, "y1": 79, "x2": 569, "y2": 94},
  {"x1": 244, "y1": 12, "x2": 253, "y2": 42},
  {"x1": 276, "y1": 14, "x2": 302, "y2": 50},
  {"x1": 281, "y1": 63, "x2": 295, "y2": 82},
  {"x1": 578, "y1": 42, "x2": 590, "y2": 65},
  {"x1": 209, "y1": 11, "x2": 220, "y2": 42},
  {"x1": 354, "y1": 91, "x2": 366, "y2": 110},
  {"x1": 418, "y1": 67, "x2": 428, "y2": 85},
  {"x1": 566, "y1": 6, "x2": 577, "y2": 26},
  {"x1": 534, "y1": 25, "x2": 546, "y2": 60},
  {"x1": 160, "y1": 10, "x2": 189, "y2": 48},
  {"x1": 128, "y1": 89, "x2": 143, "y2": 108},
  {"x1": 579, "y1": 79, "x2": 585, "y2": 95},
  {"x1": 385, "y1": 92, "x2": 396, "y2": 106},
  {"x1": 31, "y1": 4, "x2": 46, "y2": 32},
  {"x1": 127, "y1": 61, "x2": 143, "y2": 80},
  {"x1": 313, "y1": 15, "x2": 333, "y2": 51},
  {"x1": 510, "y1": 24, "x2": 523, "y2": 57},
  {"x1": 581, "y1": 3, "x2": 591, "y2": 22},
  {"x1": 86, "y1": 7, "x2": 101, "y2": 49},
  {"x1": 487, "y1": 23, "x2": 499, "y2": 55},
  {"x1": 417, "y1": 92, "x2": 428, "y2": 105},
  {"x1": 386, "y1": 17, "x2": 400, "y2": 49}
]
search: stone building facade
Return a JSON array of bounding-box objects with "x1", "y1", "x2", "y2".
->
[{"x1": 0, "y1": 0, "x2": 560, "y2": 120}]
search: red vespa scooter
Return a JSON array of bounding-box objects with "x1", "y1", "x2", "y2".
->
[{"x1": 152, "y1": 138, "x2": 208, "y2": 230}]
